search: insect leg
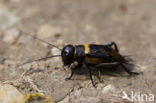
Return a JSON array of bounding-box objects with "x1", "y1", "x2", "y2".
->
[
  {"x1": 107, "y1": 42, "x2": 119, "y2": 52},
  {"x1": 95, "y1": 62, "x2": 120, "y2": 82},
  {"x1": 65, "y1": 71, "x2": 74, "y2": 80},
  {"x1": 95, "y1": 62, "x2": 120, "y2": 68},
  {"x1": 121, "y1": 64, "x2": 139, "y2": 75},
  {"x1": 86, "y1": 64, "x2": 96, "y2": 87},
  {"x1": 65, "y1": 62, "x2": 82, "y2": 80}
]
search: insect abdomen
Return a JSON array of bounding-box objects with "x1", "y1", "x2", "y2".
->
[{"x1": 84, "y1": 44, "x2": 104, "y2": 64}]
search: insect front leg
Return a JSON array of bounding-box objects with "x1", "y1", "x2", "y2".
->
[
  {"x1": 107, "y1": 42, "x2": 119, "y2": 52},
  {"x1": 65, "y1": 62, "x2": 82, "y2": 80}
]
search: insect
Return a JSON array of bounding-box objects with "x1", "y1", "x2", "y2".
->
[{"x1": 22, "y1": 32, "x2": 139, "y2": 87}]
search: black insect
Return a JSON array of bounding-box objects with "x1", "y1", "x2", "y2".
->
[{"x1": 22, "y1": 33, "x2": 139, "y2": 87}]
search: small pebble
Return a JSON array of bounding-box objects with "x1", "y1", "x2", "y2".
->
[
  {"x1": 0, "y1": 10, "x2": 18, "y2": 30},
  {"x1": 101, "y1": 84, "x2": 116, "y2": 94},
  {"x1": 3, "y1": 28, "x2": 20, "y2": 44},
  {"x1": 0, "y1": 84, "x2": 24, "y2": 103},
  {"x1": 37, "y1": 24, "x2": 62, "y2": 39},
  {"x1": 51, "y1": 47, "x2": 61, "y2": 56}
]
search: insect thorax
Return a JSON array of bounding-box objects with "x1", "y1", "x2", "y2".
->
[{"x1": 74, "y1": 45, "x2": 85, "y2": 62}]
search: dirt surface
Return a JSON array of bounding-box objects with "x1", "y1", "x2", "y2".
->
[{"x1": 0, "y1": 0, "x2": 156, "y2": 103}]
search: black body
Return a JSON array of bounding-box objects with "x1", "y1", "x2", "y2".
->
[{"x1": 61, "y1": 42, "x2": 139, "y2": 87}]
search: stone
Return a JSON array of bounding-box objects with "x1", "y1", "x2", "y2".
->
[
  {"x1": 0, "y1": 10, "x2": 18, "y2": 30},
  {"x1": 0, "y1": 84, "x2": 54, "y2": 103},
  {"x1": 51, "y1": 47, "x2": 61, "y2": 56},
  {"x1": 37, "y1": 24, "x2": 62, "y2": 39},
  {"x1": 0, "y1": 84, "x2": 24, "y2": 103},
  {"x1": 101, "y1": 84, "x2": 116, "y2": 94},
  {"x1": 3, "y1": 28, "x2": 20, "y2": 44}
]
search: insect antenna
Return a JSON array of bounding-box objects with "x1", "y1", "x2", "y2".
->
[
  {"x1": 21, "y1": 55, "x2": 61, "y2": 66},
  {"x1": 21, "y1": 31, "x2": 62, "y2": 51}
]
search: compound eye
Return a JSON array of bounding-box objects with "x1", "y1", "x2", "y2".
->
[
  {"x1": 63, "y1": 50, "x2": 70, "y2": 56},
  {"x1": 65, "y1": 51, "x2": 69, "y2": 56}
]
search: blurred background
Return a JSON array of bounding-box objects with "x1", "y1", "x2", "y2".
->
[{"x1": 0, "y1": 0, "x2": 156, "y2": 103}]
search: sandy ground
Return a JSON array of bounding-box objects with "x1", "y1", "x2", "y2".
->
[{"x1": 0, "y1": 0, "x2": 156, "y2": 103}]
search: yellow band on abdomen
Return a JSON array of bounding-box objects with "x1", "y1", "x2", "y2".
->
[{"x1": 84, "y1": 44, "x2": 90, "y2": 54}]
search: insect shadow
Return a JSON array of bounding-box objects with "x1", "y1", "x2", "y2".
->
[{"x1": 67, "y1": 61, "x2": 136, "y2": 82}]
